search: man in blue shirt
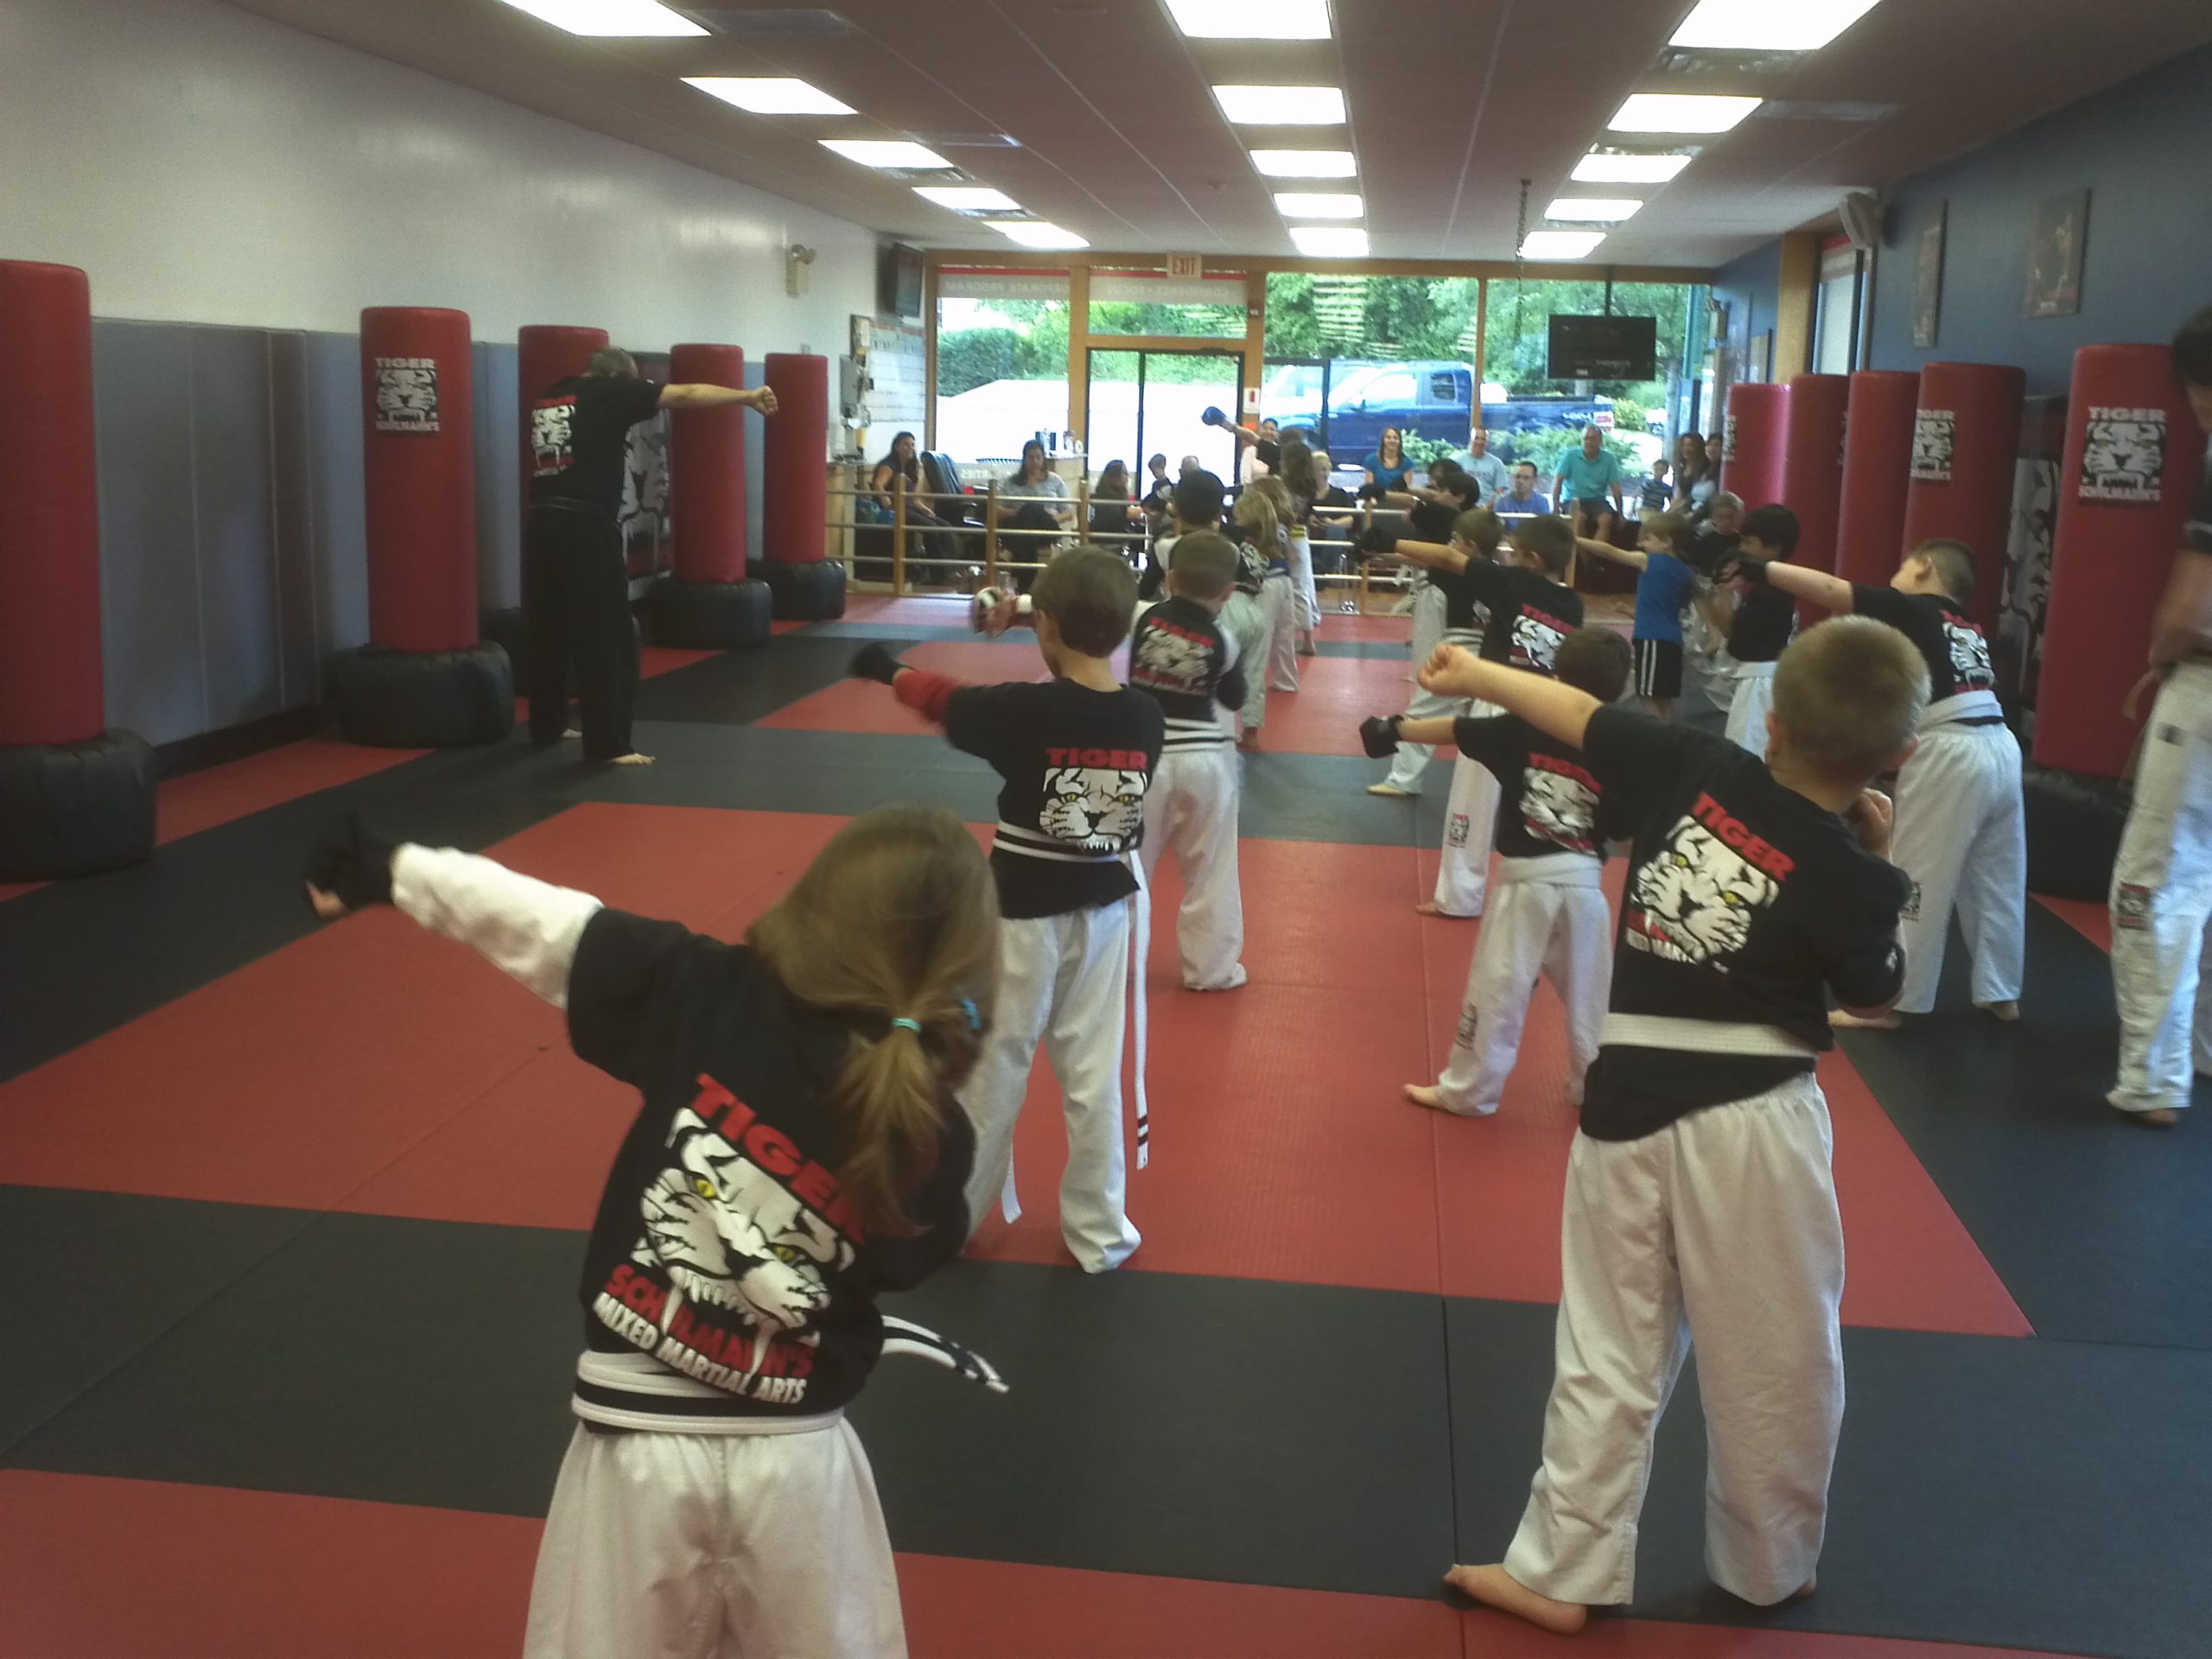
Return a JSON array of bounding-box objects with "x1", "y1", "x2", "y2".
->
[
  {"x1": 1553, "y1": 425, "x2": 1624, "y2": 543},
  {"x1": 1492, "y1": 461, "x2": 1553, "y2": 518},
  {"x1": 1452, "y1": 425, "x2": 1510, "y2": 504}
]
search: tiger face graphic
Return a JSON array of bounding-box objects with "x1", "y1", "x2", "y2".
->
[
  {"x1": 1133, "y1": 624, "x2": 1211, "y2": 695},
  {"x1": 1511, "y1": 611, "x2": 1569, "y2": 673},
  {"x1": 1628, "y1": 817, "x2": 1780, "y2": 964},
  {"x1": 639, "y1": 1115, "x2": 851, "y2": 1338},
  {"x1": 1039, "y1": 766, "x2": 1147, "y2": 849},
  {"x1": 1942, "y1": 620, "x2": 1995, "y2": 690},
  {"x1": 1521, "y1": 765, "x2": 1599, "y2": 854}
]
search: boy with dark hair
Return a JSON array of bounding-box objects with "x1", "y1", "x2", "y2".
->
[
  {"x1": 1362, "y1": 626, "x2": 1632, "y2": 1116},
  {"x1": 1427, "y1": 614, "x2": 1927, "y2": 1635},
  {"x1": 2107, "y1": 303, "x2": 2212, "y2": 1126},
  {"x1": 1367, "y1": 508, "x2": 1506, "y2": 798},
  {"x1": 851, "y1": 545, "x2": 1163, "y2": 1271},
  {"x1": 1703, "y1": 504, "x2": 1801, "y2": 760},
  {"x1": 1130, "y1": 532, "x2": 1250, "y2": 991},
  {"x1": 1573, "y1": 509, "x2": 1698, "y2": 719},
  {"x1": 1728, "y1": 537, "x2": 2024, "y2": 1025}
]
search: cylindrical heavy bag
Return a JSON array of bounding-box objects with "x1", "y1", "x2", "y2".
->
[
  {"x1": 361, "y1": 307, "x2": 477, "y2": 652},
  {"x1": 2032, "y1": 344, "x2": 2202, "y2": 779},
  {"x1": 1720, "y1": 382, "x2": 1787, "y2": 512},
  {"x1": 1780, "y1": 373, "x2": 1849, "y2": 575},
  {"x1": 669, "y1": 342, "x2": 747, "y2": 583},
  {"x1": 1902, "y1": 361, "x2": 2026, "y2": 632},
  {"x1": 760, "y1": 353, "x2": 842, "y2": 620},
  {"x1": 0, "y1": 259, "x2": 105, "y2": 747},
  {"x1": 1836, "y1": 369, "x2": 1919, "y2": 586}
]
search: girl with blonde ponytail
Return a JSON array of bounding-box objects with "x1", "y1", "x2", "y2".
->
[
  {"x1": 1237, "y1": 476, "x2": 1304, "y2": 713},
  {"x1": 302, "y1": 801, "x2": 1002, "y2": 1657}
]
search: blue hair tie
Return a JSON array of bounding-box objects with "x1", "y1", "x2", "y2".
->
[
  {"x1": 958, "y1": 997, "x2": 982, "y2": 1032},
  {"x1": 890, "y1": 1018, "x2": 921, "y2": 1034}
]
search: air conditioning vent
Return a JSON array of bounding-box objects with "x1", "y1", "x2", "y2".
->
[
  {"x1": 911, "y1": 132, "x2": 1025, "y2": 149},
  {"x1": 680, "y1": 8, "x2": 855, "y2": 35},
  {"x1": 1653, "y1": 47, "x2": 1803, "y2": 79},
  {"x1": 1752, "y1": 100, "x2": 1898, "y2": 124}
]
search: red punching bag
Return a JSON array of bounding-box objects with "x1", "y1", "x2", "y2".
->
[
  {"x1": 2032, "y1": 345, "x2": 2202, "y2": 779},
  {"x1": 669, "y1": 343, "x2": 747, "y2": 584},
  {"x1": 518, "y1": 325, "x2": 608, "y2": 517},
  {"x1": 1780, "y1": 373, "x2": 1849, "y2": 575},
  {"x1": 1837, "y1": 370, "x2": 1919, "y2": 586},
  {"x1": 1902, "y1": 362, "x2": 2025, "y2": 631},
  {"x1": 1722, "y1": 382, "x2": 1787, "y2": 511},
  {"x1": 361, "y1": 307, "x2": 477, "y2": 652},
  {"x1": 0, "y1": 260, "x2": 104, "y2": 747},
  {"x1": 763, "y1": 353, "x2": 829, "y2": 565}
]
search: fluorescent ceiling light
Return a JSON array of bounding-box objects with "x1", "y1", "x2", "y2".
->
[
  {"x1": 1290, "y1": 226, "x2": 1369, "y2": 257},
  {"x1": 1250, "y1": 149, "x2": 1357, "y2": 178},
  {"x1": 1168, "y1": 0, "x2": 1330, "y2": 38},
  {"x1": 683, "y1": 78, "x2": 854, "y2": 116},
  {"x1": 1670, "y1": 0, "x2": 1883, "y2": 52},
  {"x1": 1609, "y1": 93, "x2": 1762, "y2": 134},
  {"x1": 985, "y1": 220, "x2": 1090, "y2": 250},
  {"x1": 819, "y1": 139, "x2": 955, "y2": 169},
  {"x1": 913, "y1": 186, "x2": 1020, "y2": 211},
  {"x1": 495, "y1": 0, "x2": 704, "y2": 35},
  {"x1": 1521, "y1": 231, "x2": 1606, "y2": 260},
  {"x1": 1546, "y1": 198, "x2": 1642, "y2": 223},
  {"x1": 1213, "y1": 85, "x2": 1346, "y2": 125},
  {"x1": 1573, "y1": 150, "x2": 1694, "y2": 183},
  {"x1": 1274, "y1": 192, "x2": 1363, "y2": 219}
]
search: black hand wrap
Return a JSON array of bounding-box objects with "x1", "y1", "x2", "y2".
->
[
  {"x1": 1357, "y1": 524, "x2": 1399, "y2": 556},
  {"x1": 849, "y1": 642, "x2": 907, "y2": 685},
  {"x1": 1719, "y1": 555, "x2": 1770, "y2": 587},
  {"x1": 305, "y1": 810, "x2": 398, "y2": 911},
  {"x1": 1359, "y1": 715, "x2": 1404, "y2": 760}
]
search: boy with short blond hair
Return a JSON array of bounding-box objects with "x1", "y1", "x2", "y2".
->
[
  {"x1": 1573, "y1": 509, "x2": 1697, "y2": 718},
  {"x1": 1427, "y1": 614, "x2": 1927, "y2": 1636}
]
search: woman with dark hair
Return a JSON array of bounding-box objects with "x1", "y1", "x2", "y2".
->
[
  {"x1": 1090, "y1": 459, "x2": 1143, "y2": 546},
  {"x1": 870, "y1": 430, "x2": 957, "y2": 579},
  {"x1": 993, "y1": 440, "x2": 1071, "y2": 587},
  {"x1": 1362, "y1": 427, "x2": 1413, "y2": 498},
  {"x1": 1669, "y1": 431, "x2": 1717, "y2": 522}
]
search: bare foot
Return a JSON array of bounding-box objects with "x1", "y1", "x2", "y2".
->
[
  {"x1": 1829, "y1": 1008, "x2": 1900, "y2": 1030},
  {"x1": 604, "y1": 752, "x2": 656, "y2": 766},
  {"x1": 1792, "y1": 1576, "x2": 1817, "y2": 1600},
  {"x1": 1237, "y1": 733, "x2": 1260, "y2": 753},
  {"x1": 1416, "y1": 900, "x2": 1478, "y2": 920},
  {"x1": 2109, "y1": 1093, "x2": 2181, "y2": 1128},
  {"x1": 1441, "y1": 1565, "x2": 1587, "y2": 1635},
  {"x1": 1977, "y1": 1001, "x2": 2021, "y2": 1023},
  {"x1": 1405, "y1": 1084, "x2": 1448, "y2": 1113},
  {"x1": 563, "y1": 728, "x2": 582, "y2": 740},
  {"x1": 1367, "y1": 782, "x2": 1414, "y2": 798}
]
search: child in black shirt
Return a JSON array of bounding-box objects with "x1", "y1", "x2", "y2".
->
[
  {"x1": 1363, "y1": 627, "x2": 1631, "y2": 1116},
  {"x1": 1702, "y1": 503, "x2": 1802, "y2": 760},
  {"x1": 1366, "y1": 507, "x2": 1503, "y2": 798},
  {"x1": 853, "y1": 547, "x2": 1163, "y2": 1272},
  {"x1": 1420, "y1": 615, "x2": 1926, "y2": 1634},
  {"x1": 1729, "y1": 537, "x2": 2024, "y2": 1025},
  {"x1": 302, "y1": 804, "x2": 1000, "y2": 1657}
]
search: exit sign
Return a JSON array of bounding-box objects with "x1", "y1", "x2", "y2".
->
[{"x1": 1166, "y1": 253, "x2": 1204, "y2": 280}]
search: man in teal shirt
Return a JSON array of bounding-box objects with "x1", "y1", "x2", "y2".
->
[{"x1": 1552, "y1": 425, "x2": 1624, "y2": 542}]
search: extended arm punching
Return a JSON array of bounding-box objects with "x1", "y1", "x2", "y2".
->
[
  {"x1": 658, "y1": 384, "x2": 779, "y2": 414},
  {"x1": 1722, "y1": 555, "x2": 1855, "y2": 616},
  {"x1": 1417, "y1": 645, "x2": 1602, "y2": 751}
]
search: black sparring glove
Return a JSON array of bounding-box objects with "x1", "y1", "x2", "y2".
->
[
  {"x1": 1357, "y1": 524, "x2": 1400, "y2": 556},
  {"x1": 1718, "y1": 554, "x2": 1770, "y2": 588},
  {"x1": 305, "y1": 810, "x2": 398, "y2": 911},
  {"x1": 849, "y1": 642, "x2": 907, "y2": 685},
  {"x1": 1359, "y1": 715, "x2": 1404, "y2": 760}
]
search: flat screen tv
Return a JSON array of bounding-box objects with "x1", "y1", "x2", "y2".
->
[
  {"x1": 1547, "y1": 314, "x2": 1656, "y2": 380},
  {"x1": 880, "y1": 243, "x2": 925, "y2": 319}
]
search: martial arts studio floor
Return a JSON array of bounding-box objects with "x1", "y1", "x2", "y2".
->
[{"x1": 4, "y1": 594, "x2": 2207, "y2": 1659}]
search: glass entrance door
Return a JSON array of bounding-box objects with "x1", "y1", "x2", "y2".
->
[{"x1": 1085, "y1": 347, "x2": 1247, "y2": 498}]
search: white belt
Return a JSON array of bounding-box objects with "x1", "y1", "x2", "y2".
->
[
  {"x1": 1494, "y1": 850, "x2": 1603, "y2": 887},
  {"x1": 1599, "y1": 1013, "x2": 1816, "y2": 1058},
  {"x1": 1922, "y1": 689, "x2": 2003, "y2": 731},
  {"x1": 1733, "y1": 660, "x2": 1777, "y2": 681},
  {"x1": 572, "y1": 1351, "x2": 844, "y2": 1435}
]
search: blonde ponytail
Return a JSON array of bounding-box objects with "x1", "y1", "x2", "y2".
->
[
  {"x1": 1232, "y1": 486, "x2": 1280, "y2": 559},
  {"x1": 747, "y1": 805, "x2": 1000, "y2": 1236}
]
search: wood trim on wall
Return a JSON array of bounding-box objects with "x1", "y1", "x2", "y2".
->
[{"x1": 1773, "y1": 232, "x2": 1821, "y2": 383}]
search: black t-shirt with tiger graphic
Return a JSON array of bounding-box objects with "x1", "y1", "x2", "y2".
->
[
  {"x1": 1453, "y1": 714, "x2": 1615, "y2": 861},
  {"x1": 564, "y1": 913, "x2": 974, "y2": 1425},
  {"x1": 1457, "y1": 560, "x2": 1585, "y2": 672},
  {"x1": 530, "y1": 373, "x2": 664, "y2": 518},
  {"x1": 1129, "y1": 595, "x2": 1245, "y2": 749},
  {"x1": 1851, "y1": 584, "x2": 1997, "y2": 708},
  {"x1": 944, "y1": 678, "x2": 1164, "y2": 919},
  {"x1": 1579, "y1": 708, "x2": 1911, "y2": 1141}
]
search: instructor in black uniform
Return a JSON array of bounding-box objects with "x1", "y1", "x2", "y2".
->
[{"x1": 526, "y1": 347, "x2": 778, "y2": 765}]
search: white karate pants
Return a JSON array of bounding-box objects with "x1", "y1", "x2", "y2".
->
[
  {"x1": 524, "y1": 1419, "x2": 905, "y2": 1659},
  {"x1": 1382, "y1": 588, "x2": 1458, "y2": 793},
  {"x1": 1261, "y1": 573, "x2": 1300, "y2": 693},
  {"x1": 1223, "y1": 591, "x2": 1268, "y2": 733},
  {"x1": 1410, "y1": 580, "x2": 1446, "y2": 675},
  {"x1": 1503, "y1": 1074, "x2": 1843, "y2": 1609},
  {"x1": 2110, "y1": 662, "x2": 2212, "y2": 1116},
  {"x1": 1723, "y1": 662, "x2": 1777, "y2": 760},
  {"x1": 1433, "y1": 862, "x2": 1611, "y2": 1115},
  {"x1": 1890, "y1": 721, "x2": 2026, "y2": 1014},
  {"x1": 1290, "y1": 532, "x2": 1320, "y2": 632},
  {"x1": 1141, "y1": 747, "x2": 1246, "y2": 990},
  {"x1": 959, "y1": 901, "x2": 1141, "y2": 1271},
  {"x1": 1434, "y1": 713, "x2": 1502, "y2": 916}
]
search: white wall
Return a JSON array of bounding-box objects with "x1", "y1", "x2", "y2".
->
[{"x1": 0, "y1": 0, "x2": 880, "y2": 353}]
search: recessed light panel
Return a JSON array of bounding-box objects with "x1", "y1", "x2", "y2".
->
[
  {"x1": 1572, "y1": 150, "x2": 1694, "y2": 183},
  {"x1": 1167, "y1": 0, "x2": 1329, "y2": 38},
  {"x1": 913, "y1": 187, "x2": 1020, "y2": 211},
  {"x1": 819, "y1": 139, "x2": 956, "y2": 168},
  {"x1": 683, "y1": 77, "x2": 854, "y2": 114},
  {"x1": 1545, "y1": 198, "x2": 1643, "y2": 223},
  {"x1": 1521, "y1": 231, "x2": 1606, "y2": 259},
  {"x1": 1250, "y1": 149, "x2": 1357, "y2": 178},
  {"x1": 986, "y1": 220, "x2": 1090, "y2": 250},
  {"x1": 1290, "y1": 226, "x2": 1369, "y2": 257},
  {"x1": 496, "y1": 0, "x2": 705, "y2": 35},
  {"x1": 1213, "y1": 85, "x2": 1346, "y2": 125},
  {"x1": 1274, "y1": 192, "x2": 1363, "y2": 219},
  {"x1": 1609, "y1": 93, "x2": 1761, "y2": 133},
  {"x1": 1669, "y1": 0, "x2": 1882, "y2": 52}
]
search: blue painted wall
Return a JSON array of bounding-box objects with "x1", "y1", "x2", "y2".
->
[{"x1": 1712, "y1": 239, "x2": 1785, "y2": 383}]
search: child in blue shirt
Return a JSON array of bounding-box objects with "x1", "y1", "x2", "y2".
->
[{"x1": 1574, "y1": 510, "x2": 1697, "y2": 720}]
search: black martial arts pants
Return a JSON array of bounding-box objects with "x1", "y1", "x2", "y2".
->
[{"x1": 524, "y1": 501, "x2": 639, "y2": 760}]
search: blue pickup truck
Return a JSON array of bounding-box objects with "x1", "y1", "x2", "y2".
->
[{"x1": 1265, "y1": 359, "x2": 1643, "y2": 467}]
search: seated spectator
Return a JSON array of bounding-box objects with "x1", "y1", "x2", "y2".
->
[
  {"x1": 1491, "y1": 461, "x2": 1553, "y2": 518},
  {"x1": 1307, "y1": 448, "x2": 1359, "y2": 554},
  {"x1": 1670, "y1": 432, "x2": 1718, "y2": 520},
  {"x1": 1552, "y1": 424, "x2": 1624, "y2": 542},
  {"x1": 1637, "y1": 457, "x2": 1672, "y2": 516},
  {"x1": 994, "y1": 439, "x2": 1072, "y2": 586},
  {"x1": 1451, "y1": 424, "x2": 1510, "y2": 505},
  {"x1": 868, "y1": 429, "x2": 957, "y2": 577},
  {"x1": 1141, "y1": 452, "x2": 1175, "y2": 531},
  {"x1": 1362, "y1": 426, "x2": 1414, "y2": 498},
  {"x1": 1090, "y1": 459, "x2": 1144, "y2": 546}
]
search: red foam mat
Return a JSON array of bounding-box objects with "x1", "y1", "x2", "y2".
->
[
  {"x1": 2035, "y1": 893, "x2": 2110, "y2": 952},
  {"x1": 0, "y1": 1472, "x2": 2069, "y2": 1659},
  {"x1": 1252, "y1": 651, "x2": 1426, "y2": 757},
  {"x1": 760, "y1": 639, "x2": 1049, "y2": 734}
]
